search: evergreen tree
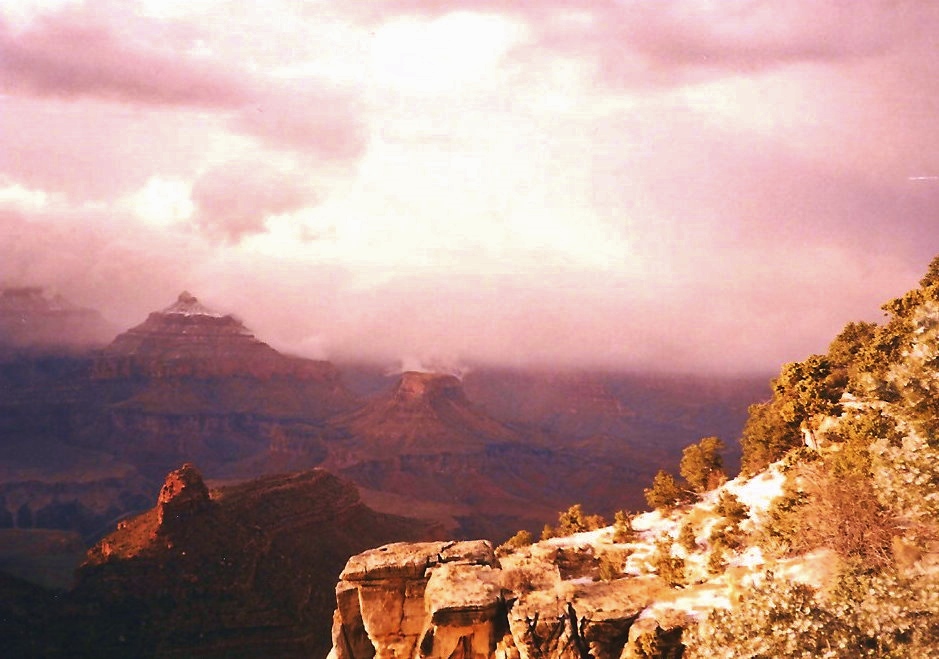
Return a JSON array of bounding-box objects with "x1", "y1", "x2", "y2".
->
[
  {"x1": 644, "y1": 470, "x2": 688, "y2": 510},
  {"x1": 680, "y1": 436, "x2": 725, "y2": 492}
]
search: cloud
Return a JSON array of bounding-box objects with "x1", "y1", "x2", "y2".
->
[
  {"x1": 0, "y1": 10, "x2": 250, "y2": 106},
  {"x1": 0, "y1": 206, "x2": 208, "y2": 326},
  {"x1": 0, "y1": 95, "x2": 215, "y2": 200},
  {"x1": 0, "y1": 5, "x2": 369, "y2": 163},
  {"x1": 1, "y1": 1, "x2": 938, "y2": 375},
  {"x1": 190, "y1": 161, "x2": 318, "y2": 241},
  {"x1": 352, "y1": 0, "x2": 937, "y2": 87},
  {"x1": 234, "y1": 84, "x2": 368, "y2": 162}
]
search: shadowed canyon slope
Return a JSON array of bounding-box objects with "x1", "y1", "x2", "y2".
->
[
  {"x1": 6, "y1": 464, "x2": 441, "y2": 658},
  {"x1": 326, "y1": 370, "x2": 663, "y2": 540},
  {"x1": 0, "y1": 292, "x2": 357, "y2": 559}
]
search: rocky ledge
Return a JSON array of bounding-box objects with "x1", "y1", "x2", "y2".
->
[{"x1": 329, "y1": 539, "x2": 679, "y2": 659}]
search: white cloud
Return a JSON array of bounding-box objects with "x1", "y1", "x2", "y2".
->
[
  {"x1": 0, "y1": 0, "x2": 84, "y2": 28},
  {"x1": 126, "y1": 176, "x2": 194, "y2": 228},
  {"x1": 370, "y1": 11, "x2": 528, "y2": 93},
  {"x1": 0, "y1": 179, "x2": 49, "y2": 212}
]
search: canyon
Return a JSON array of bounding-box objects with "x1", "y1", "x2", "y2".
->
[{"x1": 0, "y1": 288, "x2": 766, "y2": 656}]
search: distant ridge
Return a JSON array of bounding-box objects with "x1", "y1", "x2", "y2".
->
[{"x1": 0, "y1": 286, "x2": 114, "y2": 350}]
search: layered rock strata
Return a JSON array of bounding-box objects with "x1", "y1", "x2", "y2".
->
[{"x1": 93, "y1": 291, "x2": 349, "y2": 388}]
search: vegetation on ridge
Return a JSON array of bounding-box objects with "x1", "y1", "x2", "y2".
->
[
  {"x1": 494, "y1": 255, "x2": 939, "y2": 658},
  {"x1": 685, "y1": 255, "x2": 939, "y2": 656}
]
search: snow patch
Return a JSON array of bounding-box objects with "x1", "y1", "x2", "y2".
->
[
  {"x1": 729, "y1": 545, "x2": 764, "y2": 569},
  {"x1": 723, "y1": 463, "x2": 786, "y2": 517},
  {"x1": 640, "y1": 583, "x2": 732, "y2": 621}
]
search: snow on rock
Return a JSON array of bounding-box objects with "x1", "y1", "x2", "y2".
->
[
  {"x1": 640, "y1": 582, "x2": 732, "y2": 621},
  {"x1": 729, "y1": 545, "x2": 765, "y2": 569},
  {"x1": 542, "y1": 528, "x2": 607, "y2": 548},
  {"x1": 775, "y1": 548, "x2": 836, "y2": 588},
  {"x1": 162, "y1": 291, "x2": 228, "y2": 318}
]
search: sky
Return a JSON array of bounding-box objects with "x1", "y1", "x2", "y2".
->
[{"x1": 1, "y1": 0, "x2": 938, "y2": 374}]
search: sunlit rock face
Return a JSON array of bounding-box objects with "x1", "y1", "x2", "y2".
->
[
  {"x1": 154, "y1": 462, "x2": 211, "y2": 530},
  {"x1": 76, "y1": 465, "x2": 442, "y2": 658},
  {"x1": 331, "y1": 540, "x2": 504, "y2": 659},
  {"x1": 329, "y1": 539, "x2": 666, "y2": 659}
]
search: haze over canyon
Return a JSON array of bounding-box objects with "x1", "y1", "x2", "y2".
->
[{"x1": 2, "y1": 1, "x2": 939, "y2": 374}]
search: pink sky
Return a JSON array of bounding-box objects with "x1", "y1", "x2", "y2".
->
[{"x1": 1, "y1": 0, "x2": 938, "y2": 373}]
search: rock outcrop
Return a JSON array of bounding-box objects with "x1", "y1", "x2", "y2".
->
[
  {"x1": 331, "y1": 540, "x2": 504, "y2": 659},
  {"x1": 69, "y1": 465, "x2": 443, "y2": 658},
  {"x1": 154, "y1": 462, "x2": 211, "y2": 528},
  {"x1": 330, "y1": 539, "x2": 667, "y2": 659}
]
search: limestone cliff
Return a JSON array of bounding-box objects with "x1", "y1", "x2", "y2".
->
[{"x1": 329, "y1": 538, "x2": 682, "y2": 659}]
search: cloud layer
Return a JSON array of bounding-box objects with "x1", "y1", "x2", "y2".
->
[{"x1": 1, "y1": 0, "x2": 937, "y2": 373}]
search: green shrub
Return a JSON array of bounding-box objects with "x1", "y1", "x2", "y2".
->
[
  {"x1": 714, "y1": 490, "x2": 748, "y2": 524},
  {"x1": 559, "y1": 504, "x2": 606, "y2": 536},
  {"x1": 739, "y1": 400, "x2": 802, "y2": 475},
  {"x1": 597, "y1": 552, "x2": 623, "y2": 582},
  {"x1": 678, "y1": 522, "x2": 697, "y2": 551},
  {"x1": 501, "y1": 566, "x2": 547, "y2": 594},
  {"x1": 496, "y1": 529, "x2": 533, "y2": 556},
  {"x1": 680, "y1": 436, "x2": 726, "y2": 492},
  {"x1": 762, "y1": 461, "x2": 896, "y2": 568},
  {"x1": 708, "y1": 519, "x2": 744, "y2": 551},
  {"x1": 540, "y1": 504, "x2": 606, "y2": 540},
  {"x1": 756, "y1": 479, "x2": 808, "y2": 555},
  {"x1": 683, "y1": 572, "x2": 842, "y2": 658},
  {"x1": 684, "y1": 568, "x2": 939, "y2": 658},
  {"x1": 644, "y1": 470, "x2": 691, "y2": 511},
  {"x1": 652, "y1": 538, "x2": 685, "y2": 587},
  {"x1": 705, "y1": 541, "x2": 727, "y2": 576},
  {"x1": 612, "y1": 509, "x2": 637, "y2": 543},
  {"x1": 631, "y1": 626, "x2": 685, "y2": 659}
]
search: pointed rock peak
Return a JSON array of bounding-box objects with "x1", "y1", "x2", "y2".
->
[
  {"x1": 162, "y1": 291, "x2": 225, "y2": 318},
  {"x1": 157, "y1": 463, "x2": 211, "y2": 527},
  {"x1": 394, "y1": 371, "x2": 465, "y2": 404}
]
